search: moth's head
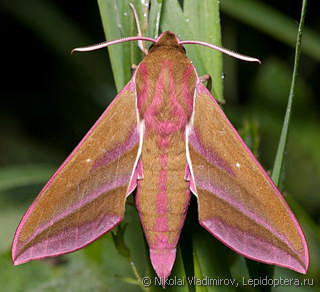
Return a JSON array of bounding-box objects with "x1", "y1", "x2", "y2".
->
[{"x1": 148, "y1": 31, "x2": 186, "y2": 54}]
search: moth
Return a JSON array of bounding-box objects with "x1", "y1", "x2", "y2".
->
[{"x1": 12, "y1": 30, "x2": 308, "y2": 282}]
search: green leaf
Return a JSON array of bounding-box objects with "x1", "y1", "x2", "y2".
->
[
  {"x1": 147, "y1": 0, "x2": 163, "y2": 38},
  {"x1": 192, "y1": 229, "x2": 237, "y2": 292},
  {"x1": 183, "y1": 0, "x2": 223, "y2": 101},
  {"x1": 193, "y1": 248, "x2": 209, "y2": 292},
  {"x1": 161, "y1": 0, "x2": 223, "y2": 101},
  {"x1": 168, "y1": 245, "x2": 189, "y2": 291},
  {"x1": 0, "y1": 165, "x2": 54, "y2": 191},
  {"x1": 116, "y1": 274, "x2": 140, "y2": 286},
  {"x1": 112, "y1": 223, "x2": 131, "y2": 259},
  {"x1": 1, "y1": 235, "x2": 142, "y2": 292},
  {"x1": 97, "y1": 0, "x2": 145, "y2": 91}
]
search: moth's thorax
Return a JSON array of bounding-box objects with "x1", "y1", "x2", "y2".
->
[{"x1": 135, "y1": 47, "x2": 197, "y2": 143}]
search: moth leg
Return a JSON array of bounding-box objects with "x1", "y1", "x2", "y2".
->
[
  {"x1": 131, "y1": 64, "x2": 138, "y2": 76},
  {"x1": 199, "y1": 74, "x2": 225, "y2": 105},
  {"x1": 199, "y1": 74, "x2": 212, "y2": 91}
]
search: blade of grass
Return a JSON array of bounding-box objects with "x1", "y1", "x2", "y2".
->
[
  {"x1": 97, "y1": 0, "x2": 136, "y2": 91},
  {"x1": 193, "y1": 247, "x2": 209, "y2": 292},
  {"x1": 147, "y1": 0, "x2": 163, "y2": 38},
  {"x1": 184, "y1": 0, "x2": 223, "y2": 101},
  {"x1": 97, "y1": 0, "x2": 162, "y2": 91},
  {"x1": 192, "y1": 230, "x2": 236, "y2": 292},
  {"x1": 161, "y1": 0, "x2": 223, "y2": 101},
  {"x1": 169, "y1": 245, "x2": 189, "y2": 291},
  {"x1": 272, "y1": 0, "x2": 308, "y2": 187}
]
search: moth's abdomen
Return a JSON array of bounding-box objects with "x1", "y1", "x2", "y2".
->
[
  {"x1": 135, "y1": 132, "x2": 190, "y2": 281},
  {"x1": 134, "y1": 50, "x2": 196, "y2": 280}
]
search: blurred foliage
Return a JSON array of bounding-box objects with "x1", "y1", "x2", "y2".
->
[{"x1": 0, "y1": 0, "x2": 320, "y2": 291}]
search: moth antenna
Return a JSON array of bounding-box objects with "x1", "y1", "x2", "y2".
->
[
  {"x1": 129, "y1": 3, "x2": 148, "y2": 55},
  {"x1": 71, "y1": 36, "x2": 156, "y2": 54},
  {"x1": 179, "y1": 40, "x2": 261, "y2": 63}
]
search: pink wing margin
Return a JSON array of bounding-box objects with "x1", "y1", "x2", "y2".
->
[
  {"x1": 187, "y1": 82, "x2": 309, "y2": 273},
  {"x1": 12, "y1": 80, "x2": 141, "y2": 265}
]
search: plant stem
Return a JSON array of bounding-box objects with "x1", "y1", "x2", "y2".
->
[
  {"x1": 271, "y1": 0, "x2": 308, "y2": 188},
  {"x1": 129, "y1": 259, "x2": 150, "y2": 291}
]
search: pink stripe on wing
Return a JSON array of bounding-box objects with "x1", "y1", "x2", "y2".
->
[
  {"x1": 201, "y1": 217, "x2": 306, "y2": 274},
  {"x1": 20, "y1": 173, "x2": 131, "y2": 248},
  {"x1": 14, "y1": 214, "x2": 121, "y2": 265},
  {"x1": 91, "y1": 125, "x2": 139, "y2": 171},
  {"x1": 189, "y1": 128, "x2": 235, "y2": 176},
  {"x1": 196, "y1": 175, "x2": 299, "y2": 259}
]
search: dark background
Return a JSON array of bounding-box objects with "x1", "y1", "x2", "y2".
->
[{"x1": 0, "y1": 0, "x2": 319, "y2": 290}]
